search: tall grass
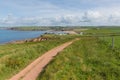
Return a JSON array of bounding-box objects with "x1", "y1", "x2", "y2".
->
[
  {"x1": 99, "y1": 36, "x2": 120, "y2": 48},
  {"x1": 0, "y1": 35, "x2": 76, "y2": 80},
  {"x1": 37, "y1": 37, "x2": 120, "y2": 80}
]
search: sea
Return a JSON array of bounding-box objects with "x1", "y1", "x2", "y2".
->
[{"x1": 0, "y1": 29, "x2": 46, "y2": 44}]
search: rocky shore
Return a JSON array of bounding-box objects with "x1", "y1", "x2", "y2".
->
[{"x1": 8, "y1": 36, "x2": 49, "y2": 44}]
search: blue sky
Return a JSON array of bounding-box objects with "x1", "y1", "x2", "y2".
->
[{"x1": 0, "y1": 0, "x2": 120, "y2": 26}]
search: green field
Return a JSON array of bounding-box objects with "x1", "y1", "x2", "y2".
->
[
  {"x1": 84, "y1": 27, "x2": 120, "y2": 33},
  {"x1": 1, "y1": 27, "x2": 120, "y2": 80},
  {"x1": 0, "y1": 35, "x2": 76, "y2": 80},
  {"x1": 78, "y1": 27, "x2": 120, "y2": 37},
  {"x1": 99, "y1": 36, "x2": 120, "y2": 48},
  {"x1": 37, "y1": 37, "x2": 120, "y2": 80},
  {"x1": 83, "y1": 27, "x2": 120, "y2": 48}
]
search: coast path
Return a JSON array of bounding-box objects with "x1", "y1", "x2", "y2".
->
[{"x1": 9, "y1": 39, "x2": 78, "y2": 80}]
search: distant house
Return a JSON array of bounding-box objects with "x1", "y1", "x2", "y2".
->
[{"x1": 80, "y1": 32, "x2": 83, "y2": 35}]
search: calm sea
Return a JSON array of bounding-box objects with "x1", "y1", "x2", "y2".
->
[{"x1": 0, "y1": 29, "x2": 46, "y2": 44}]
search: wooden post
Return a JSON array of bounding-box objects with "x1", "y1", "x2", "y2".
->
[{"x1": 112, "y1": 36, "x2": 114, "y2": 49}]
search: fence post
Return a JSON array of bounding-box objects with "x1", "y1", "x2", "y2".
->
[{"x1": 112, "y1": 36, "x2": 114, "y2": 49}]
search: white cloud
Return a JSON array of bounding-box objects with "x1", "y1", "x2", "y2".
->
[
  {"x1": 1, "y1": 11, "x2": 120, "y2": 26},
  {"x1": 1, "y1": 0, "x2": 120, "y2": 26}
]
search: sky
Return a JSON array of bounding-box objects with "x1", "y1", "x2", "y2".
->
[{"x1": 0, "y1": 0, "x2": 120, "y2": 26}]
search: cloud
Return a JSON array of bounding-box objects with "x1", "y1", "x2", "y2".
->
[
  {"x1": 0, "y1": 0, "x2": 120, "y2": 26},
  {"x1": 1, "y1": 11, "x2": 120, "y2": 26}
]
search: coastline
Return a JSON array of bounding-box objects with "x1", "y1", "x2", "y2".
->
[
  {"x1": 0, "y1": 28, "x2": 78, "y2": 45},
  {"x1": 6, "y1": 35, "x2": 46, "y2": 44},
  {"x1": 0, "y1": 29, "x2": 47, "y2": 44}
]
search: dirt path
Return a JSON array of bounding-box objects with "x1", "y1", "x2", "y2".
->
[{"x1": 9, "y1": 39, "x2": 77, "y2": 80}]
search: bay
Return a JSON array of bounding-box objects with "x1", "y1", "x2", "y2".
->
[{"x1": 0, "y1": 29, "x2": 46, "y2": 44}]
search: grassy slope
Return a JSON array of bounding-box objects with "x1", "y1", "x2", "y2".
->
[
  {"x1": 100, "y1": 36, "x2": 120, "y2": 48},
  {"x1": 0, "y1": 35, "x2": 76, "y2": 80},
  {"x1": 37, "y1": 37, "x2": 120, "y2": 80},
  {"x1": 84, "y1": 27, "x2": 120, "y2": 33}
]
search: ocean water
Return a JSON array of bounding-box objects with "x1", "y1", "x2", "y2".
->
[{"x1": 0, "y1": 29, "x2": 46, "y2": 44}]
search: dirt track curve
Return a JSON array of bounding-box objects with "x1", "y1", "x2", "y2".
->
[{"x1": 9, "y1": 39, "x2": 77, "y2": 80}]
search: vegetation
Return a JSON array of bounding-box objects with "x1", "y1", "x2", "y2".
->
[
  {"x1": 8, "y1": 26, "x2": 88, "y2": 31},
  {"x1": 84, "y1": 27, "x2": 120, "y2": 33},
  {"x1": 1, "y1": 27, "x2": 120, "y2": 80},
  {"x1": 81, "y1": 27, "x2": 120, "y2": 36},
  {"x1": 100, "y1": 36, "x2": 120, "y2": 48},
  {"x1": 37, "y1": 37, "x2": 120, "y2": 80},
  {"x1": 0, "y1": 35, "x2": 76, "y2": 80}
]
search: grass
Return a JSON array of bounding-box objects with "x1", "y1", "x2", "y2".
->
[
  {"x1": 84, "y1": 27, "x2": 120, "y2": 33},
  {"x1": 100, "y1": 36, "x2": 120, "y2": 48},
  {"x1": 37, "y1": 37, "x2": 120, "y2": 80},
  {"x1": 1, "y1": 27, "x2": 120, "y2": 80},
  {"x1": 77, "y1": 27, "x2": 120, "y2": 37},
  {"x1": 0, "y1": 35, "x2": 76, "y2": 80}
]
